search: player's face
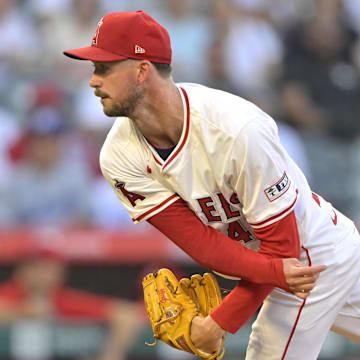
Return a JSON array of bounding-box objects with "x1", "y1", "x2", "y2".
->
[{"x1": 89, "y1": 60, "x2": 145, "y2": 118}]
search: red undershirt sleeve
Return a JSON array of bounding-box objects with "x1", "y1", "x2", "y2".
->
[
  {"x1": 148, "y1": 199, "x2": 301, "y2": 333},
  {"x1": 148, "y1": 199, "x2": 299, "y2": 291},
  {"x1": 211, "y1": 281, "x2": 274, "y2": 333}
]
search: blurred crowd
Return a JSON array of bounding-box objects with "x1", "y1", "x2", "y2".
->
[
  {"x1": 1, "y1": 0, "x2": 360, "y2": 228},
  {"x1": 0, "y1": 245, "x2": 144, "y2": 360},
  {"x1": 3, "y1": 1, "x2": 360, "y2": 359}
]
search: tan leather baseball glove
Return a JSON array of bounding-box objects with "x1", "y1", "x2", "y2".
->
[{"x1": 142, "y1": 268, "x2": 225, "y2": 359}]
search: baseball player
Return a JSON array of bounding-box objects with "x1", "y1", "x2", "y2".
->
[{"x1": 63, "y1": 11, "x2": 360, "y2": 359}]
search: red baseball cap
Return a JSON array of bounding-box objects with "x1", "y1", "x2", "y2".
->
[{"x1": 63, "y1": 10, "x2": 172, "y2": 64}]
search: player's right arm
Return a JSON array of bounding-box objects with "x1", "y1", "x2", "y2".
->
[{"x1": 100, "y1": 119, "x2": 324, "y2": 295}]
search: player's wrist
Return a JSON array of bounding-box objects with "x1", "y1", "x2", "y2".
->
[
  {"x1": 191, "y1": 315, "x2": 225, "y2": 354},
  {"x1": 270, "y1": 258, "x2": 289, "y2": 290},
  {"x1": 204, "y1": 315, "x2": 226, "y2": 336}
]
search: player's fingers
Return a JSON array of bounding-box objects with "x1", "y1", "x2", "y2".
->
[
  {"x1": 294, "y1": 264, "x2": 327, "y2": 277},
  {"x1": 290, "y1": 282, "x2": 315, "y2": 294},
  {"x1": 293, "y1": 290, "x2": 310, "y2": 300},
  {"x1": 288, "y1": 274, "x2": 318, "y2": 287}
]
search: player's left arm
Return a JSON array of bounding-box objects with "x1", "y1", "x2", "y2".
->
[
  {"x1": 189, "y1": 118, "x2": 316, "y2": 351},
  {"x1": 208, "y1": 209, "x2": 302, "y2": 333},
  {"x1": 190, "y1": 206, "x2": 304, "y2": 353},
  {"x1": 192, "y1": 117, "x2": 320, "y2": 344},
  {"x1": 230, "y1": 117, "x2": 326, "y2": 296}
]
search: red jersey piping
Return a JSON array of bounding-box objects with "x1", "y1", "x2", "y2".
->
[
  {"x1": 147, "y1": 87, "x2": 190, "y2": 168},
  {"x1": 152, "y1": 153, "x2": 162, "y2": 165},
  {"x1": 162, "y1": 87, "x2": 190, "y2": 170},
  {"x1": 132, "y1": 194, "x2": 179, "y2": 222},
  {"x1": 281, "y1": 246, "x2": 312, "y2": 359},
  {"x1": 249, "y1": 189, "x2": 298, "y2": 227}
]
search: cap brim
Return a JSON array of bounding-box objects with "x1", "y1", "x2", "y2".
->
[{"x1": 63, "y1": 45, "x2": 128, "y2": 62}]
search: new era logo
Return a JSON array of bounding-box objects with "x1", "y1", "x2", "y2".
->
[{"x1": 135, "y1": 45, "x2": 145, "y2": 54}]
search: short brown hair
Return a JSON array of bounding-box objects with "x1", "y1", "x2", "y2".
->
[{"x1": 151, "y1": 62, "x2": 172, "y2": 77}]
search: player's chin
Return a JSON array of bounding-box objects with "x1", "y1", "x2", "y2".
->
[{"x1": 102, "y1": 104, "x2": 116, "y2": 117}]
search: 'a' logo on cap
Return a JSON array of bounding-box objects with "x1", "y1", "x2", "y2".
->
[
  {"x1": 92, "y1": 17, "x2": 104, "y2": 45},
  {"x1": 135, "y1": 45, "x2": 146, "y2": 54}
]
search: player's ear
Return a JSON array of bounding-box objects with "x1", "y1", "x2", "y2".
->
[{"x1": 136, "y1": 60, "x2": 151, "y2": 84}]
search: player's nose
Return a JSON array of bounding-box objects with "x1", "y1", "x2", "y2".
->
[{"x1": 89, "y1": 74, "x2": 102, "y2": 88}]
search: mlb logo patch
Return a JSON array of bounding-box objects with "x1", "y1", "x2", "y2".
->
[{"x1": 265, "y1": 172, "x2": 290, "y2": 202}]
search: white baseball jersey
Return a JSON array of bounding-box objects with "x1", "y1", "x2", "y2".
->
[
  {"x1": 100, "y1": 83, "x2": 360, "y2": 359},
  {"x1": 100, "y1": 83, "x2": 353, "y2": 247}
]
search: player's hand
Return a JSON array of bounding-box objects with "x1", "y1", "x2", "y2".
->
[
  {"x1": 191, "y1": 315, "x2": 225, "y2": 354},
  {"x1": 282, "y1": 258, "x2": 327, "y2": 299}
]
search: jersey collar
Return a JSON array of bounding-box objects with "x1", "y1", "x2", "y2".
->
[{"x1": 146, "y1": 86, "x2": 190, "y2": 171}]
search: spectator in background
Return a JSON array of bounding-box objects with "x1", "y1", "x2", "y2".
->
[
  {"x1": 27, "y1": 0, "x2": 70, "y2": 20},
  {"x1": 0, "y1": 246, "x2": 143, "y2": 360},
  {"x1": 279, "y1": 0, "x2": 360, "y2": 138},
  {"x1": 0, "y1": 0, "x2": 39, "y2": 66},
  {"x1": 102, "y1": 0, "x2": 163, "y2": 14},
  {"x1": 204, "y1": 1, "x2": 312, "y2": 183},
  {"x1": 155, "y1": 0, "x2": 214, "y2": 84},
  {"x1": 0, "y1": 0, "x2": 41, "y2": 109},
  {"x1": 214, "y1": 0, "x2": 284, "y2": 104},
  {"x1": 3, "y1": 102, "x2": 92, "y2": 227},
  {"x1": 32, "y1": 0, "x2": 102, "y2": 83},
  {"x1": 343, "y1": 0, "x2": 360, "y2": 36},
  {"x1": 205, "y1": 36, "x2": 239, "y2": 95},
  {"x1": 0, "y1": 106, "x2": 19, "y2": 226},
  {"x1": 277, "y1": 0, "x2": 360, "y2": 218},
  {"x1": 276, "y1": 121, "x2": 312, "y2": 181},
  {"x1": 228, "y1": 0, "x2": 315, "y2": 33}
]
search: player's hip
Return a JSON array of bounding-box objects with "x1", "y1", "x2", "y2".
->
[{"x1": 246, "y1": 239, "x2": 360, "y2": 360}]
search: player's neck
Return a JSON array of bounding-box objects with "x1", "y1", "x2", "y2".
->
[{"x1": 130, "y1": 78, "x2": 184, "y2": 148}]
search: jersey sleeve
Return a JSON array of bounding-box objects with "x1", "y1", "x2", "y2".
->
[
  {"x1": 102, "y1": 169, "x2": 179, "y2": 223},
  {"x1": 100, "y1": 131, "x2": 180, "y2": 223},
  {"x1": 231, "y1": 119, "x2": 298, "y2": 228}
]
